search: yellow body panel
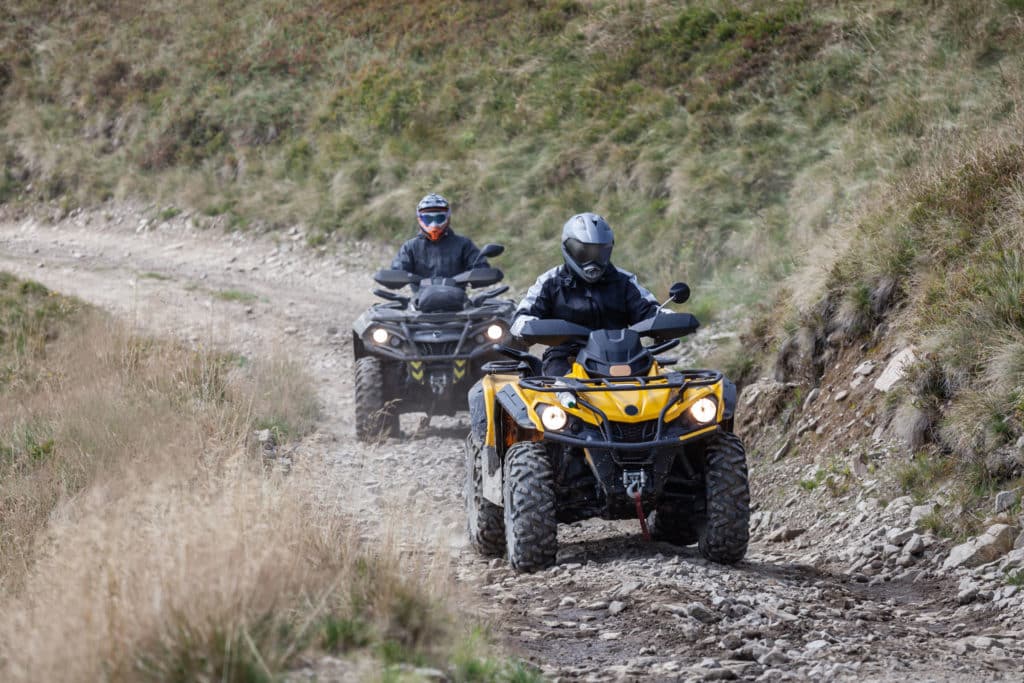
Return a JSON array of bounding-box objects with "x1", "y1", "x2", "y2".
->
[{"x1": 481, "y1": 362, "x2": 724, "y2": 448}]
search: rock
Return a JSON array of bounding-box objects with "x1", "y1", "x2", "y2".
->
[
  {"x1": 905, "y1": 534, "x2": 926, "y2": 555},
  {"x1": 559, "y1": 596, "x2": 577, "y2": 607},
  {"x1": 608, "y1": 600, "x2": 626, "y2": 615},
  {"x1": 613, "y1": 580, "x2": 641, "y2": 597},
  {"x1": 910, "y1": 503, "x2": 938, "y2": 527},
  {"x1": 803, "y1": 387, "x2": 820, "y2": 410},
  {"x1": 757, "y1": 648, "x2": 791, "y2": 666},
  {"x1": 720, "y1": 633, "x2": 744, "y2": 650},
  {"x1": 1016, "y1": 530, "x2": 1024, "y2": 551},
  {"x1": 805, "y1": 639, "x2": 829, "y2": 653},
  {"x1": 957, "y1": 586, "x2": 979, "y2": 604},
  {"x1": 771, "y1": 440, "x2": 792, "y2": 463},
  {"x1": 999, "y1": 547, "x2": 1024, "y2": 571},
  {"x1": 834, "y1": 390, "x2": 850, "y2": 402},
  {"x1": 994, "y1": 490, "x2": 1020, "y2": 514},
  {"x1": 848, "y1": 452, "x2": 869, "y2": 478},
  {"x1": 284, "y1": 326, "x2": 299, "y2": 335},
  {"x1": 943, "y1": 524, "x2": 1017, "y2": 570},
  {"x1": 797, "y1": 416, "x2": 820, "y2": 436},
  {"x1": 886, "y1": 527, "x2": 916, "y2": 546},
  {"x1": 853, "y1": 360, "x2": 877, "y2": 376},
  {"x1": 685, "y1": 602, "x2": 719, "y2": 624},
  {"x1": 599, "y1": 631, "x2": 621, "y2": 640},
  {"x1": 766, "y1": 526, "x2": 805, "y2": 542},
  {"x1": 874, "y1": 347, "x2": 916, "y2": 392},
  {"x1": 893, "y1": 403, "x2": 932, "y2": 449},
  {"x1": 888, "y1": 495, "x2": 914, "y2": 512}
]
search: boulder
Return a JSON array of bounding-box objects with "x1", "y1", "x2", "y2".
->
[
  {"x1": 942, "y1": 524, "x2": 1017, "y2": 570},
  {"x1": 994, "y1": 489, "x2": 1020, "y2": 515},
  {"x1": 874, "y1": 347, "x2": 916, "y2": 392},
  {"x1": 910, "y1": 503, "x2": 938, "y2": 528}
]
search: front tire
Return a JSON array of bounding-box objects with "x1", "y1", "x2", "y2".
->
[
  {"x1": 698, "y1": 432, "x2": 750, "y2": 564},
  {"x1": 503, "y1": 442, "x2": 557, "y2": 572},
  {"x1": 354, "y1": 357, "x2": 399, "y2": 442},
  {"x1": 464, "y1": 433, "x2": 505, "y2": 556},
  {"x1": 649, "y1": 499, "x2": 701, "y2": 546}
]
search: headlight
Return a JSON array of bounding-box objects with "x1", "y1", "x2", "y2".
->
[
  {"x1": 371, "y1": 328, "x2": 389, "y2": 344},
  {"x1": 540, "y1": 404, "x2": 568, "y2": 431},
  {"x1": 689, "y1": 397, "x2": 717, "y2": 424},
  {"x1": 486, "y1": 324, "x2": 504, "y2": 340}
]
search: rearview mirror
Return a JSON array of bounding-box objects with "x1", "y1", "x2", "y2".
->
[
  {"x1": 480, "y1": 243, "x2": 505, "y2": 258},
  {"x1": 669, "y1": 282, "x2": 690, "y2": 304}
]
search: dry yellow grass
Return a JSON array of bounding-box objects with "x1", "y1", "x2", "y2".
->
[{"x1": 0, "y1": 291, "x2": 481, "y2": 682}]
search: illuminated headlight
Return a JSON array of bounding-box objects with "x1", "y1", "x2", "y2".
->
[
  {"x1": 371, "y1": 328, "x2": 389, "y2": 344},
  {"x1": 689, "y1": 397, "x2": 718, "y2": 424},
  {"x1": 486, "y1": 324, "x2": 505, "y2": 341},
  {"x1": 540, "y1": 404, "x2": 568, "y2": 431}
]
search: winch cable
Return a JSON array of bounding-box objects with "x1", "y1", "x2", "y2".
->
[{"x1": 627, "y1": 484, "x2": 652, "y2": 542}]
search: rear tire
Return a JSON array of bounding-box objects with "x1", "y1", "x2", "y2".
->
[
  {"x1": 503, "y1": 442, "x2": 557, "y2": 572},
  {"x1": 464, "y1": 433, "x2": 505, "y2": 556},
  {"x1": 354, "y1": 357, "x2": 400, "y2": 442},
  {"x1": 698, "y1": 432, "x2": 750, "y2": 564}
]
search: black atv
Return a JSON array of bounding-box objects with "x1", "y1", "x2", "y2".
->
[
  {"x1": 465, "y1": 283, "x2": 750, "y2": 571},
  {"x1": 352, "y1": 243, "x2": 515, "y2": 441}
]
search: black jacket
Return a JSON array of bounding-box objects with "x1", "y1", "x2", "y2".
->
[
  {"x1": 511, "y1": 264, "x2": 659, "y2": 372},
  {"x1": 390, "y1": 229, "x2": 487, "y2": 280}
]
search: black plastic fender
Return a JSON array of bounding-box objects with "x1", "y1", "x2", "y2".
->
[
  {"x1": 496, "y1": 385, "x2": 538, "y2": 429},
  {"x1": 722, "y1": 378, "x2": 738, "y2": 421}
]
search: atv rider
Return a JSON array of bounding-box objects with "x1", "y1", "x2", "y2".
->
[
  {"x1": 510, "y1": 212, "x2": 659, "y2": 376},
  {"x1": 469, "y1": 212, "x2": 659, "y2": 436},
  {"x1": 391, "y1": 193, "x2": 488, "y2": 284}
]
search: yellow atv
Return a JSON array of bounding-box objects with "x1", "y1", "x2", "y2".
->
[{"x1": 464, "y1": 284, "x2": 748, "y2": 572}]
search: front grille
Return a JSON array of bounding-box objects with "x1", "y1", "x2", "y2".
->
[
  {"x1": 610, "y1": 420, "x2": 660, "y2": 443},
  {"x1": 416, "y1": 340, "x2": 461, "y2": 356}
]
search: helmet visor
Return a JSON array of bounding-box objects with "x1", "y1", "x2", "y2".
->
[
  {"x1": 564, "y1": 237, "x2": 612, "y2": 267},
  {"x1": 418, "y1": 211, "x2": 450, "y2": 226}
]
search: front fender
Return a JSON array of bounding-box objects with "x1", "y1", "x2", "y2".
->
[{"x1": 722, "y1": 378, "x2": 737, "y2": 421}]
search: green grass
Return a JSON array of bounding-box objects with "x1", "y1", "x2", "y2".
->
[
  {"x1": 139, "y1": 271, "x2": 172, "y2": 281},
  {"x1": 3, "y1": 0, "x2": 1023, "y2": 303},
  {"x1": 214, "y1": 288, "x2": 258, "y2": 303}
]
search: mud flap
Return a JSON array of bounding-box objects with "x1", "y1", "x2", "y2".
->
[{"x1": 482, "y1": 444, "x2": 503, "y2": 506}]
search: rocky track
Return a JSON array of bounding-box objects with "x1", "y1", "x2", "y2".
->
[{"x1": 2, "y1": 207, "x2": 1021, "y2": 682}]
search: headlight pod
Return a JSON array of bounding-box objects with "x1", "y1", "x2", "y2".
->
[
  {"x1": 689, "y1": 397, "x2": 718, "y2": 424},
  {"x1": 369, "y1": 327, "x2": 402, "y2": 347},
  {"x1": 486, "y1": 323, "x2": 505, "y2": 341},
  {"x1": 539, "y1": 404, "x2": 568, "y2": 431}
]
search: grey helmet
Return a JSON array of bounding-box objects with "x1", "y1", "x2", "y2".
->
[{"x1": 561, "y1": 212, "x2": 614, "y2": 283}]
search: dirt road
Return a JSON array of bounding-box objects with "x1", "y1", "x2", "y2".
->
[{"x1": 1, "y1": 207, "x2": 1019, "y2": 682}]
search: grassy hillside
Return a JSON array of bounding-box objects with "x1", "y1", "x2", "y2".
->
[
  {"x1": 3, "y1": 1, "x2": 1023, "y2": 306},
  {"x1": 758, "y1": 113, "x2": 1024, "y2": 536},
  {"x1": 0, "y1": 273, "x2": 536, "y2": 681}
]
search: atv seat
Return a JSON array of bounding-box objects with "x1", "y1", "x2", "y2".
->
[{"x1": 415, "y1": 283, "x2": 467, "y2": 312}]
